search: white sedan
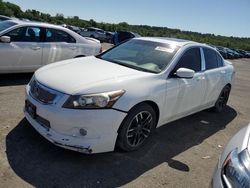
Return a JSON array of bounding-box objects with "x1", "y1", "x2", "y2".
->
[
  {"x1": 24, "y1": 37, "x2": 234, "y2": 154},
  {"x1": 0, "y1": 20, "x2": 101, "y2": 73}
]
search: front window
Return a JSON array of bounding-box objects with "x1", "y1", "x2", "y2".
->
[
  {"x1": 5, "y1": 26, "x2": 41, "y2": 42},
  {"x1": 98, "y1": 39, "x2": 180, "y2": 73},
  {"x1": 0, "y1": 21, "x2": 17, "y2": 32}
]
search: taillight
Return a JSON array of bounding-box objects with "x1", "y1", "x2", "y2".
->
[{"x1": 99, "y1": 47, "x2": 103, "y2": 53}]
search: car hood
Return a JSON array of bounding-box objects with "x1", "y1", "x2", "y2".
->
[{"x1": 35, "y1": 56, "x2": 150, "y2": 94}]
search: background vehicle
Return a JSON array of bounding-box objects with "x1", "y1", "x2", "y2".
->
[
  {"x1": 0, "y1": 20, "x2": 101, "y2": 73},
  {"x1": 24, "y1": 38, "x2": 234, "y2": 154},
  {"x1": 113, "y1": 31, "x2": 141, "y2": 45},
  {"x1": 80, "y1": 27, "x2": 106, "y2": 42},
  {"x1": 105, "y1": 31, "x2": 114, "y2": 43},
  {"x1": 212, "y1": 123, "x2": 250, "y2": 188}
]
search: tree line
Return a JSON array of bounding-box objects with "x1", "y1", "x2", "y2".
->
[{"x1": 1, "y1": 0, "x2": 250, "y2": 50}]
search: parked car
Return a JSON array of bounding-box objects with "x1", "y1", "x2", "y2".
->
[
  {"x1": 0, "y1": 20, "x2": 102, "y2": 73},
  {"x1": 66, "y1": 25, "x2": 82, "y2": 34},
  {"x1": 212, "y1": 123, "x2": 250, "y2": 188},
  {"x1": 214, "y1": 46, "x2": 228, "y2": 59},
  {"x1": 80, "y1": 27, "x2": 106, "y2": 42},
  {"x1": 105, "y1": 31, "x2": 114, "y2": 43},
  {"x1": 235, "y1": 49, "x2": 250, "y2": 58},
  {"x1": 0, "y1": 15, "x2": 12, "y2": 22},
  {"x1": 113, "y1": 31, "x2": 141, "y2": 45},
  {"x1": 224, "y1": 48, "x2": 238, "y2": 59},
  {"x1": 24, "y1": 37, "x2": 234, "y2": 154}
]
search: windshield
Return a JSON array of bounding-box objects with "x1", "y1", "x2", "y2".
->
[
  {"x1": 99, "y1": 39, "x2": 180, "y2": 73},
  {"x1": 0, "y1": 21, "x2": 17, "y2": 32}
]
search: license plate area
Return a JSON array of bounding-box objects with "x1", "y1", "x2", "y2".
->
[
  {"x1": 25, "y1": 100, "x2": 37, "y2": 119},
  {"x1": 25, "y1": 100, "x2": 51, "y2": 130}
]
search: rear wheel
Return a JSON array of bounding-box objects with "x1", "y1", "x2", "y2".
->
[
  {"x1": 117, "y1": 103, "x2": 156, "y2": 151},
  {"x1": 213, "y1": 85, "x2": 231, "y2": 112}
]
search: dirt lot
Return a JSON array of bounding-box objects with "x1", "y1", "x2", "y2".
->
[{"x1": 0, "y1": 56, "x2": 250, "y2": 188}]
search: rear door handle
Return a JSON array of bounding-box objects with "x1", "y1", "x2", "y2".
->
[
  {"x1": 31, "y1": 46, "x2": 41, "y2": 50},
  {"x1": 69, "y1": 46, "x2": 77, "y2": 50}
]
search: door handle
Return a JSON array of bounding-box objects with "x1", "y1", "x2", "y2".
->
[
  {"x1": 197, "y1": 76, "x2": 205, "y2": 81},
  {"x1": 220, "y1": 70, "x2": 226, "y2": 74},
  {"x1": 69, "y1": 46, "x2": 77, "y2": 50},
  {"x1": 31, "y1": 46, "x2": 41, "y2": 50}
]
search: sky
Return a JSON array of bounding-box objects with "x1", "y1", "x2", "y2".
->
[{"x1": 6, "y1": 0, "x2": 250, "y2": 37}]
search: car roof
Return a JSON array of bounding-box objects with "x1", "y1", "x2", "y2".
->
[
  {"x1": 87, "y1": 27, "x2": 104, "y2": 30},
  {"x1": 135, "y1": 37, "x2": 200, "y2": 47},
  {"x1": 7, "y1": 19, "x2": 66, "y2": 30},
  {"x1": 0, "y1": 15, "x2": 11, "y2": 19}
]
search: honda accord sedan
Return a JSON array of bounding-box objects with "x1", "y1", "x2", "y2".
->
[
  {"x1": 0, "y1": 20, "x2": 101, "y2": 73},
  {"x1": 212, "y1": 123, "x2": 250, "y2": 188},
  {"x1": 24, "y1": 37, "x2": 234, "y2": 154}
]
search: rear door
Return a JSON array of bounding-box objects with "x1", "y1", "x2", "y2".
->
[
  {"x1": 0, "y1": 26, "x2": 43, "y2": 72},
  {"x1": 42, "y1": 28, "x2": 78, "y2": 65},
  {"x1": 202, "y1": 47, "x2": 225, "y2": 105}
]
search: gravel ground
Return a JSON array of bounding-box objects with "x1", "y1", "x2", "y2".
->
[{"x1": 0, "y1": 55, "x2": 249, "y2": 188}]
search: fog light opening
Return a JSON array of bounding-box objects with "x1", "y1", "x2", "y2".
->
[{"x1": 79, "y1": 128, "x2": 87, "y2": 136}]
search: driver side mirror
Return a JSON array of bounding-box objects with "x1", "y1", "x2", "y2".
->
[
  {"x1": 0, "y1": 36, "x2": 11, "y2": 43},
  {"x1": 176, "y1": 68, "x2": 195, "y2": 79}
]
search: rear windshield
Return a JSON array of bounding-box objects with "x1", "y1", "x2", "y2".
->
[{"x1": 0, "y1": 21, "x2": 17, "y2": 32}]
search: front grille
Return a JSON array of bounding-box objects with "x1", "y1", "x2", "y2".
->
[{"x1": 30, "y1": 80, "x2": 57, "y2": 104}]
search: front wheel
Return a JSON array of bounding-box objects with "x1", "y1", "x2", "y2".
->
[
  {"x1": 213, "y1": 85, "x2": 231, "y2": 112},
  {"x1": 116, "y1": 103, "x2": 156, "y2": 152}
]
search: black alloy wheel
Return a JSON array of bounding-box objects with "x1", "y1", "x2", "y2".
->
[{"x1": 117, "y1": 103, "x2": 156, "y2": 151}]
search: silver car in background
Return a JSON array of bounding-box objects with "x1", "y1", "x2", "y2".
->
[
  {"x1": 212, "y1": 123, "x2": 250, "y2": 188},
  {"x1": 0, "y1": 20, "x2": 102, "y2": 73}
]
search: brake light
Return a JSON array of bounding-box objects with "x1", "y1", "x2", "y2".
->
[{"x1": 99, "y1": 47, "x2": 103, "y2": 53}]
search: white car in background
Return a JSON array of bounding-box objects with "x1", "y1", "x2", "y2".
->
[
  {"x1": 0, "y1": 20, "x2": 102, "y2": 73},
  {"x1": 212, "y1": 124, "x2": 250, "y2": 188},
  {"x1": 24, "y1": 37, "x2": 234, "y2": 154}
]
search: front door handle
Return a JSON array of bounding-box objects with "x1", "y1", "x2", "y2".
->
[{"x1": 31, "y1": 46, "x2": 41, "y2": 50}]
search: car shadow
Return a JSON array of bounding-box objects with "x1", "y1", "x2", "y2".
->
[
  {"x1": 0, "y1": 73, "x2": 33, "y2": 87},
  {"x1": 5, "y1": 106, "x2": 236, "y2": 187}
]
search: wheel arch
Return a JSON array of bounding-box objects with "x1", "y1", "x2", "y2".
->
[
  {"x1": 74, "y1": 55, "x2": 85, "y2": 58},
  {"x1": 117, "y1": 100, "x2": 160, "y2": 134}
]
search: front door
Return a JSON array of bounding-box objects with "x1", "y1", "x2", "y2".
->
[
  {"x1": 0, "y1": 26, "x2": 43, "y2": 73},
  {"x1": 164, "y1": 47, "x2": 206, "y2": 121}
]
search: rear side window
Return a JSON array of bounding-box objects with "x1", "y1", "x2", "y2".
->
[
  {"x1": 45, "y1": 28, "x2": 76, "y2": 43},
  {"x1": 204, "y1": 48, "x2": 219, "y2": 70},
  {"x1": 216, "y1": 53, "x2": 224, "y2": 67},
  {"x1": 174, "y1": 48, "x2": 201, "y2": 72}
]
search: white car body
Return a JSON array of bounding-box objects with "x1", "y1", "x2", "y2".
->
[
  {"x1": 0, "y1": 20, "x2": 101, "y2": 73},
  {"x1": 24, "y1": 37, "x2": 234, "y2": 154},
  {"x1": 212, "y1": 124, "x2": 250, "y2": 187}
]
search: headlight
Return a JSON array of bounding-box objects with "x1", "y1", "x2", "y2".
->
[
  {"x1": 221, "y1": 148, "x2": 250, "y2": 188},
  {"x1": 62, "y1": 90, "x2": 125, "y2": 109}
]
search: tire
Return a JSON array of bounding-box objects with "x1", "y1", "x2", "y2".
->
[
  {"x1": 212, "y1": 85, "x2": 231, "y2": 112},
  {"x1": 116, "y1": 103, "x2": 156, "y2": 152}
]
